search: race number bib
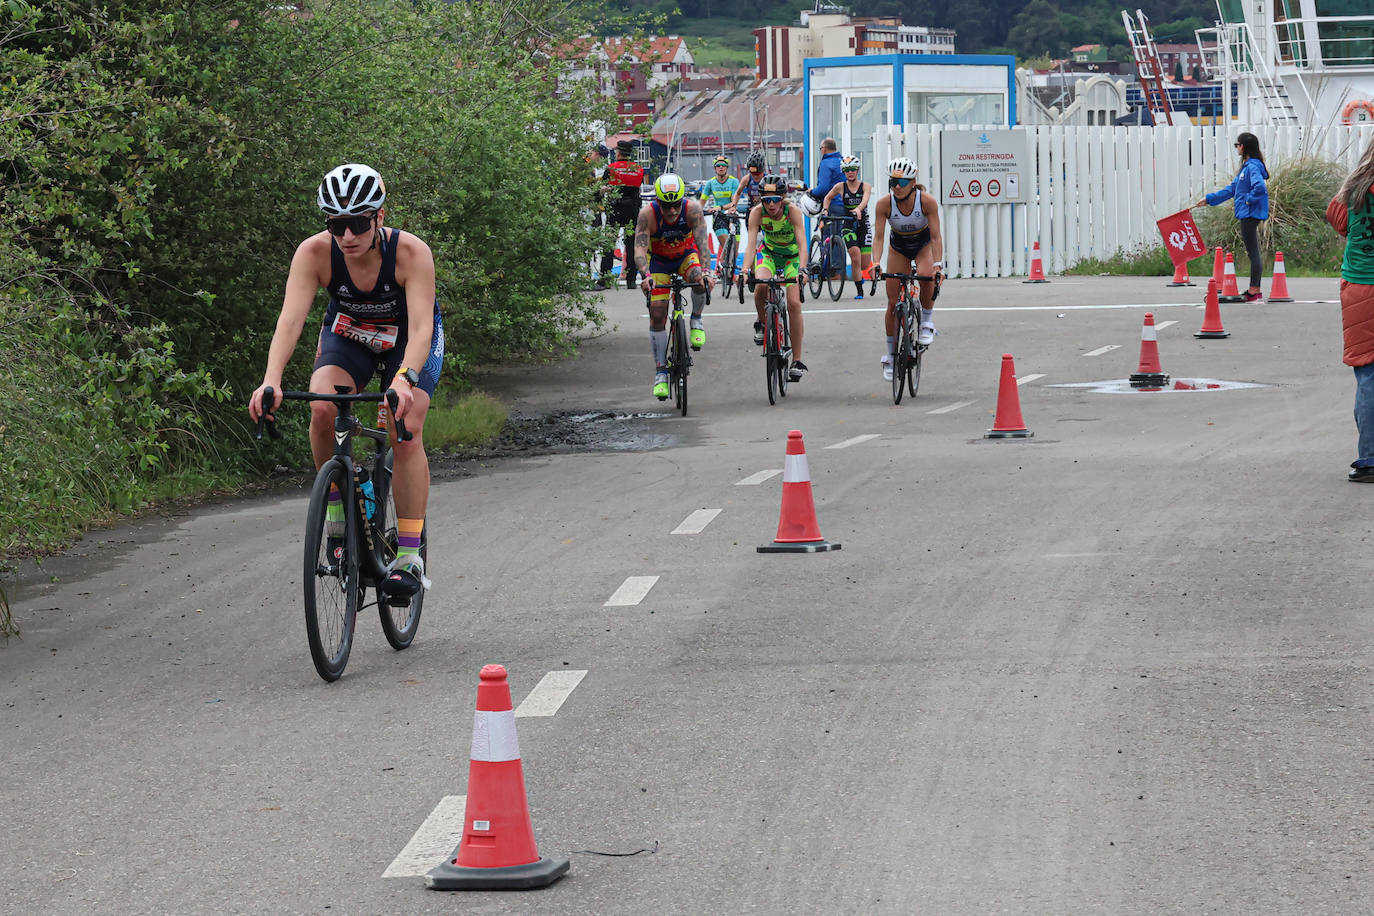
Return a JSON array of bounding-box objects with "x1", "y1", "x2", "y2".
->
[{"x1": 331, "y1": 313, "x2": 399, "y2": 353}]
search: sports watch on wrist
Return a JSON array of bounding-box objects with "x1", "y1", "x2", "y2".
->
[{"x1": 396, "y1": 367, "x2": 420, "y2": 388}]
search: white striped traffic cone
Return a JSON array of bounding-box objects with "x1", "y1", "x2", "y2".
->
[
  {"x1": 427, "y1": 665, "x2": 569, "y2": 891},
  {"x1": 757, "y1": 430, "x2": 840, "y2": 553}
]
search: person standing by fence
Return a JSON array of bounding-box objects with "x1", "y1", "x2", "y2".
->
[
  {"x1": 607, "y1": 140, "x2": 647, "y2": 290},
  {"x1": 1325, "y1": 137, "x2": 1374, "y2": 482},
  {"x1": 1196, "y1": 132, "x2": 1270, "y2": 302}
]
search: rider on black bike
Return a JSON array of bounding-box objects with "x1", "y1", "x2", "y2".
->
[
  {"x1": 870, "y1": 157, "x2": 944, "y2": 382},
  {"x1": 744, "y1": 174, "x2": 811, "y2": 381},
  {"x1": 248, "y1": 163, "x2": 443, "y2": 600}
]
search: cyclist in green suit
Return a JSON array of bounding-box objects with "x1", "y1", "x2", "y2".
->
[{"x1": 744, "y1": 174, "x2": 810, "y2": 381}]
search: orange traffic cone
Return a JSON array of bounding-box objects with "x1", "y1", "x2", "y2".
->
[
  {"x1": 985, "y1": 354, "x2": 1034, "y2": 439},
  {"x1": 1194, "y1": 278, "x2": 1230, "y2": 339},
  {"x1": 1023, "y1": 241, "x2": 1049, "y2": 283},
  {"x1": 1211, "y1": 247, "x2": 1225, "y2": 290},
  {"x1": 757, "y1": 430, "x2": 841, "y2": 553},
  {"x1": 1129, "y1": 312, "x2": 1170, "y2": 389},
  {"x1": 1167, "y1": 258, "x2": 1196, "y2": 287},
  {"x1": 1219, "y1": 252, "x2": 1243, "y2": 302},
  {"x1": 1268, "y1": 251, "x2": 1294, "y2": 302},
  {"x1": 426, "y1": 665, "x2": 569, "y2": 891}
]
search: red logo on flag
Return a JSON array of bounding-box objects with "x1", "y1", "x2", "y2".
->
[{"x1": 1156, "y1": 210, "x2": 1207, "y2": 267}]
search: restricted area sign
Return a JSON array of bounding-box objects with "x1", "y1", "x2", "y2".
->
[
  {"x1": 1156, "y1": 209, "x2": 1207, "y2": 266},
  {"x1": 940, "y1": 129, "x2": 1029, "y2": 206}
]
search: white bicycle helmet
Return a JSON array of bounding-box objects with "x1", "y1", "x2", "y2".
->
[
  {"x1": 888, "y1": 157, "x2": 919, "y2": 180},
  {"x1": 840, "y1": 155, "x2": 861, "y2": 172},
  {"x1": 799, "y1": 193, "x2": 823, "y2": 216},
  {"x1": 317, "y1": 163, "x2": 387, "y2": 216}
]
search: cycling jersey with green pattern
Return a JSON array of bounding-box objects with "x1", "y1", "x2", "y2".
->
[{"x1": 759, "y1": 201, "x2": 798, "y2": 257}]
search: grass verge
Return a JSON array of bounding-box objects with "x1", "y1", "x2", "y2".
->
[{"x1": 420, "y1": 391, "x2": 508, "y2": 451}]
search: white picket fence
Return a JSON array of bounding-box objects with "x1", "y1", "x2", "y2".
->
[{"x1": 869, "y1": 122, "x2": 1374, "y2": 279}]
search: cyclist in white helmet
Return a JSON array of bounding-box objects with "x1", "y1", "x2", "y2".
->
[
  {"x1": 870, "y1": 157, "x2": 944, "y2": 380},
  {"x1": 249, "y1": 163, "x2": 443, "y2": 601}
]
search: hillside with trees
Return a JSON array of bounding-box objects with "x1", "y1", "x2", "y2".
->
[{"x1": 615, "y1": 0, "x2": 1218, "y2": 64}]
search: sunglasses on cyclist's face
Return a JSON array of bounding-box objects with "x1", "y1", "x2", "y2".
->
[
  {"x1": 889, "y1": 177, "x2": 914, "y2": 188},
  {"x1": 761, "y1": 195, "x2": 784, "y2": 205},
  {"x1": 749, "y1": 167, "x2": 762, "y2": 175},
  {"x1": 326, "y1": 213, "x2": 376, "y2": 236},
  {"x1": 843, "y1": 168, "x2": 859, "y2": 175}
]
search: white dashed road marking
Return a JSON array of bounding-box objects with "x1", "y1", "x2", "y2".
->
[
  {"x1": 1083, "y1": 345, "x2": 1120, "y2": 357},
  {"x1": 927, "y1": 400, "x2": 975, "y2": 414},
  {"x1": 605, "y1": 576, "x2": 659, "y2": 606},
  {"x1": 671, "y1": 508, "x2": 722, "y2": 534},
  {"x1": 1016, "y1": 373, "x2": 1045, "y2": 386},
  {"x1": 736, "y1": 469, "x2": 781, "y2": 486},
  {"x1": 826, "y1": 434, "x2": 881, "y2": 449},
  {"x1": 514, "y1": 670, "x2": 588, "y2": 717},
  {"x1": 1154, "y1": 320, "x2": 1178, "y2": 331},
  {"x1": 383, "y1": 795, "x2": 466, "y2": 878}
]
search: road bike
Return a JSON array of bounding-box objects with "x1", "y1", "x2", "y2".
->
[
  {"x1": 256, "y1": 386, "x2": 425, "y2": 681},
  {"x1": 748, "y1": 273, "x2": 804, "y2": 406},
  {"x1": 647, "y1": 274, "x2": 695, "y2": 416},
  {"x1": 880, "y1": 270, "x2": 941, "y2": 405},
  {"x1": 708, "y1": 209, "x2": 743, "y2": 302},
  {"x1": 808, "y1": 214, "x2": 858, "y2": 301}
]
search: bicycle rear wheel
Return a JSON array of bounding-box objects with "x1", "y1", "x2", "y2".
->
[
  {"x1": 721, "y1": 236, "x2": 737, "y2": 289},
  {"x1": 374, "y1": 450, "x2": 424, "y2": 650},
  {"x1": 303, "y1": 461, "x2": 359, "y2": 682},
  {"x1": 765, "y1": 304, "x2": 779, "y2": 406},
  {"x1": 892, "y1": 302, "x2": 909, "y2": 405},
  {"x1": 827, "y1": 266, "x2": 846, "y2": 301},
  {"x1": 908, "y1": 340, "x2": 924, "y2": 398}
]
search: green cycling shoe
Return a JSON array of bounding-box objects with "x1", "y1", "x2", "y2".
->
[{"x1": 653, "y1": 371, "x2": 670, "y2": 400}]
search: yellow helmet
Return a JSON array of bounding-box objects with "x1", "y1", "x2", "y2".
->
[{"x1": 654, "y1": 173, "x2": 686, "y2": 204}]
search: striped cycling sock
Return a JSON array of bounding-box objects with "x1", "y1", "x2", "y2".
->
[
  {"x1": 397, "y1": 518, "x2": 423, "y2": 561},
  {"x1": 327, "y1": 488, "x2": 344, "y2": 522}
]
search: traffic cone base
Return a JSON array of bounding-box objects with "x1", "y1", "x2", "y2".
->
[
  {"x1": 758, "y1": 430, "x2": 841, "y2": 553},
  {"x1": 427, "y1": 857, "x2": 570, "y2": 891},
  {"x1": 1024, "y1": 241, "x2": 1049, "y2": 283},
  {"x1": 1195, "y1": 278, "x2": 1230, "y2": 339},
  {"x1": 1167, "y1": 259, "x2": 1195, "y2": 286},
  {"x1": 985, "y1": 353, "x2": 1034, "y2": 438},
  {"x1": 1268, "y1": 251, "x2": 1294, "y2": 302},
  {"x1": 426, "y1": 665, "x2": 569, "y2": 892}
]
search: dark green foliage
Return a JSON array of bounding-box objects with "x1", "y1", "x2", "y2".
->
[{"x1": 1, "y1": 0, "x2": 616, "y2": 557}]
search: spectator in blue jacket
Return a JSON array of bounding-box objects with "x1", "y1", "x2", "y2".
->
[
  {"x1": 809, "y1": 138, "x2": 843, "y2": 208},
  {"x1": 1196, "y1": 132, "x2": 1270, "y2": 301}
]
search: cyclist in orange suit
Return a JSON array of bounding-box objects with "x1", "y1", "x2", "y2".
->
[
  {"x1": 248, "y1": 163, "x2": 441, "y2": 600},
  {"x1": 633, "y1": 173, "x2": 715, "y2": 400}
]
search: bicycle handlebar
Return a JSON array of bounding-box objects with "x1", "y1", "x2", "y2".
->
[
  {"x1": 254, "y1": 386, "x2": 412, "y2": 442},
  {"x1": 746, "y1": 275, "x2": 801, "y2": 291},
  {"x1": 879, "y1": 271, "x2": 940, "y2": 282}
]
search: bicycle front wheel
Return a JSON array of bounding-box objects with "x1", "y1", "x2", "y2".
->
[
  {"x1": 303, "y1": 460, "x2": 359, "y2": 682},
  {"x1": 721, "y1": 236, "x2": 737, "y2": 288},
  {"x1": 374, "y1": 450, "x2": 424, "y2": 650},
  {"x1": 776, "y1": 304, "x2": 790, "y2": 399},
  {"x1": 909, "y1": 339, "x2": 924, "y2": 398},
  {"x1": 892, "y1": 303, "x2": 909, "y2": 405},
  {"x1": 765, "y1": 305, "x2": 779, "y2": 406},
  {"x1": 672, "y1": 307, "x2": 689, "y2": 416}
]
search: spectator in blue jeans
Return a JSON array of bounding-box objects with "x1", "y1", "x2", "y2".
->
[
  {"x1": 1196, "y1": 132, "x2": 1270, "y2": 301},
  {"x1": 1325, "y1": 135, "x2": 1374, "y2": 482}
]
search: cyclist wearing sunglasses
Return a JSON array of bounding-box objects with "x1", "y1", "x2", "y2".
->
[
  {"x1": 700, "y1": 155, "x2": 741, "y2": 249},
  {"x1": 633, "y1": 173, "x2": 716, "y2": 399},
  {"x1": 249, "y1": 162, "x2": 443, "y2": 600},
  {"x1": 728, "y1": 150, "x2": 768, "y2": 227},
  {"x1": 744, "y1": 174, "x2": 810, "y2": 381},
  {"x1": 871, "y1": 157, "x2": 944, "y2": 380},
  {"x1": 821, "y1": 155, "x2": 873, "y2": 299}
]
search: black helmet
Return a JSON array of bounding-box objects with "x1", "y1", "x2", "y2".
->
[
  {"x1": 747, "y1": 150, "x2": 766, "y2": 171},
  {"x1": 759, "y1": 174, "x2": 786, "y2": 195}
]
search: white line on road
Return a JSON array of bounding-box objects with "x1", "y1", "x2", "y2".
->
[
  {"x1": 605, "y1": 576, "x2": 659, "y2": 606},
  {"x1": 672, "y1": 508, "x2": 722, "y2": 534},
  {"x1": 1043, "y1": 552, "x2": 1116, "y2": 558},
  {"x1": 383, "y1": 795, "x2": 465, "y2": 878},
  {"x1": 1154, "y1": 320, "x2": 1178, "y2": 331},
  {"x1": 927, "y1": 400, "x2": 976, "y2": 414},
  {"x1": 698, "y1": 302, "x2": 1208, "y2": 318},
  {"x1": 514, "y1": 670, "x2": 588, "y2": 717},
  {"x1": 1083, "y1": 345, "x2": 1121, "y2": 357},
  {"x1": 826, "y1": 434, "x2": 881, "y2": 449},
  {"x1": 736, "y1": 469, "x2": 781, "y2": 486},
  {"x1": 1016, "y1": 373, "x2": 1045, "y2": 386}
]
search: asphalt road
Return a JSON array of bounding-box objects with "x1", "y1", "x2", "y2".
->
[{"x1": 5, "y1": 275, "x2": 1372, "y2": 915}]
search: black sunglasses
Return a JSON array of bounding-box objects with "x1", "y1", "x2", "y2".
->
[
  {"x1": 326, "y1": 213, "x2": 376, "y2": 237},
  {"x1": 761, "y1": 195, "x2": 784, "y2": 204},
  {"x1": 889, "y1": 177, "x2": 914, "y2": 188}
]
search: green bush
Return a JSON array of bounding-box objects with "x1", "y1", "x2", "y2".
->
[{"x1": 0, "y1": 0, "x2": 618, "y2": 561}]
